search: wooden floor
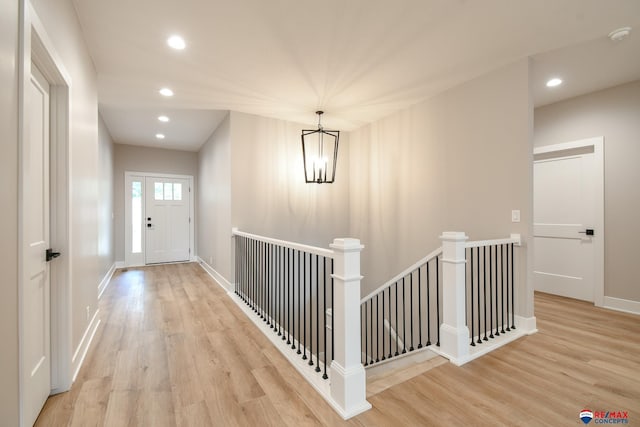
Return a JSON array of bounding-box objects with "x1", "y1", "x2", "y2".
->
[{"x1": 36, "y1": 263, "x2": 640, "y2": 426}]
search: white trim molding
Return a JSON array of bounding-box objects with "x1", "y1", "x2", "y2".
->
[
  {"x1": 197, "y1": 257, "x2": 233, "y2": 292},
  {"x1": 603, "y1": 296, "x2": 640, "y2": 316},
  {"x1": 70, "y1": 310, "x2": 100, "y2": 383},
  {"x1": 98, "y1": 263, "x2": 116, "y2": 299},
  {"x1": 19, "y1": 1, "x2": 75, "y2": 415}
]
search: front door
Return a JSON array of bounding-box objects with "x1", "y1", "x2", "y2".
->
[
  {"x1": 144, "y1": 177, "x2": 191, "y2": 264},
  {"x1": 533, "y1": 139, "x2": 603, "y2": 302},
  {"x1": 23, "y1": 63, "x2": 51, "y2": 426}
]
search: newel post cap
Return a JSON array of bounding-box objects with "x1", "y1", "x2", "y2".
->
[
  {"x1": 330, "y1": 238, "x2": 364, "y2": 252},
  {"x1": 439, "y1": 232, "x2": 469, "y2": 242}
]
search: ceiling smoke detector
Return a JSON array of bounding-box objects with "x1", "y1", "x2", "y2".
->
[{"x1": 608, "y1": 27, "x2": 631, "y2": 42}]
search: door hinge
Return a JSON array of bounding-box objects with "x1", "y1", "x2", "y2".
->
[{"x1": 189, "y1": 217, "x2": 191, "y2": 223}]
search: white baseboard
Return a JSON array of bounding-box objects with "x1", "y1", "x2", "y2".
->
[
  {"x1": 603, "y1": 296, "x2": 640, "y2": 315},
  {"x1": 197, "y1": 257, "x2": 234, "y2": 292},
  {"x1": 115, "y1": 261, "x2": 125, "y2": 269},
  {"x1": 515, "y1": 315, "x2": 538, "y2": 334},
  {"x1": 432, "y1": 316, "x2": 537, "y2": 366},
  {"x1": 98, "y1": 263, "x2": 116, "y2": 299},
  {"x1": 71, "y1": 309, "x2": 101, "y2": 382}
]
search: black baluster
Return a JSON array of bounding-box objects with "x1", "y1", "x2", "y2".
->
[
  {"x1": 488, "y1": 245, "x2": 493, "y2": 338},
  {"x1": 308, "y1": 253, "x2": 313, "y2": 365},
  {"x1": 511, "y1": 243, "x2": 516, "y2": 329},
  {"x1": 501, "y1": 245, "x2": 506, "y2": 334},
  {"x1": 259, "y1": 241, "x2": 262, "y2": 315},
  {"x1": 436, "y1": 256, "x2": 440, "y2": 347},
  {"x1": 483, "y1": 246, "x2": 488, "y2": 341},
  {"x1": 246, "y1": 239, "x2": 251, "y2": 306},
  {"x1": 260, "y1": 242, "x2": 264, "y2": 319},
  {"x1": 323, "y1": 257, "x2": 328, "y2": 379},
  {"x1": 382, "y1": 290, "x2": 386, "y2": 360},
  {"x1": 291, "y1": 249, "x2": 296, "y2": 347},
  {"x1": 302, "y1": 252, "x2": 307, "y2": 360},
  {"x1": 282, "y1": 246, "x2": 286, "y2": 339},
  {"x1": 292, "y1": 250, "x2": 297, "y2": 350},
  {"x1": 494, "y1": 245, "x2": 500, "y2": 337},
  {"x1": 297, "y1": 250, "x2": 301, "y2": 353},
  {"x1": 278, "y1": 246, "x2": 283, "y2": 336},
  {"x1": 402, "y1": 277, "x2": 407, "y2": 354},
  {"x1": 252, "y1": 239, "x2": 256, "y2": 309},
  {"x1": 331, "y1": 258, "x2": 334, "y2": 362},
  {"x1": 418, "y1": 267, "x2": 423, "y2": 349},
  {"x1": 426, "y1": 262, "x2": 431, "y2": 346},
  {"x1": 250, "y1": 239, "x2": 254, "y2": 310},
  {"x1": 395, "y1": 282, "x2": 399, "y2": 356},
  {"x1": 387, "y1": 286, "x2": 392, "y2": 359},
  {"x1": 266, "y1": 244, "x2": 271, "y2": 327},
  {"x1": 369, "y1": 297, "x2": 375, "y2": 365},
  {"x1": 470, "y1": 248, "x2": 475, "y2": 346},
  {"x1": 375, "y1": 294, "x2": 379, "y2": 363},
  {"x1": 315, "y1": 255, "x2": 320, "y2": 372},
  {"x1": 283, "y1": 247, "x2": 288, "y2": 341},
  {"x1": 410, "y1": 272, "x2": 414, "y2": 351},
  {"x1": 505, "y1": 244, "x2": 511, "y2": 332},
  {"x1": 476, "y1": 247, "x2": 482, "y2": 345}
]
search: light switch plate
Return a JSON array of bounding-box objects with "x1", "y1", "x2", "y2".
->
[{"x1": 511, "y1": 210, "x2": 521, "y2": 223}]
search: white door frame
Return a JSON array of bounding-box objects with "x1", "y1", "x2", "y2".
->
[
  {"x1": 124, "y1": 171, "x2": 195, "y2": 267},
  {"x1": 533, "y1": 136, "x2": 604, "y2": 307},
  {"x1": 19, "y1": 2, "x2": 73, "y2": 424}
]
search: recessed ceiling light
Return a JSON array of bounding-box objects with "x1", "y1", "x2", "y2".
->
[
  {"x1": 159, "y1": 88, "x2": 174, "y2": 97},
  {"x1": 156, "y1": 133, "x2": 165, "y2": 139},
  {"x1": 167, "y1": 35, "x2": 186, "y2": 50},
  {"x1": 608, "y1": 27, "x2": 631, "y2": 42},
  {"x1": 158, "y1": 115, "x2": 169, "y2": 122},
  {"x1": 546, "y1": 78, "x2": 563, "y2": 88}
]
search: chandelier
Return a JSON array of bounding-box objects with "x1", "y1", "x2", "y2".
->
[{"x1": 301, "y1": 111, "x2": 339, "y2": 184}]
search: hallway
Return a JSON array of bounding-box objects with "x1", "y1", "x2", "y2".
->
[{"x1": 36, "y1": 263, "x2": 640, "y2": 426}]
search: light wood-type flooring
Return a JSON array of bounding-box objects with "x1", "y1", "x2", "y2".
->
[{"x1": 36, "y1": 263, "x2": 640, "y2": 426}]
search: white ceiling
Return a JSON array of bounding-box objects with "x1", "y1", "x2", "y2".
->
[{"x1": 72, "y1": 0, "x2": 640, "y2": 151}]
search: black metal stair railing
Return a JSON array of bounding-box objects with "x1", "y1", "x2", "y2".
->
[
  {"x1": 465, "y1": 241, "x2": 516, "y2": 346},
  {"x1": 359, "y1": 249, "x2": 442, "y2": 367},
  {"x1": 234, "y1": 233, "x2": 334, "y2": 380}
]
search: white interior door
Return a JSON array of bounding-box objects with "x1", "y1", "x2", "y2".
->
[
  {"x1": 533, "y1": 141, "x2": 601, "y2": 302},
  {"x1": 145, "y1": 177, "x2": 191, "y2": 264},
  {"x1": 23, "y1": 63, "x2": 51, "y2": 426}
]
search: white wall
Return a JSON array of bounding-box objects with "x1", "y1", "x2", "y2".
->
[
  {"x1": 0, "y1": 0, "x2": 20, "y2": 423},
  {"x1": 534, "y1": 80, "x2": 640, "y2": 303},
  {"x1": 113, "y1": 143, "x2": 198, "y2": 262},
  {"x1": 349, "y1": 59, "x2": 533, "y2": 315},
  {"x1": 230, "y1": 111, "x2": 350, "y2": 248},
  {"x1": 197, "y1": 114, "x2": 232, "y2": 280},
  {"x1": 197, "y1": 111, "x2": 351, "y2": 285},
  {"x1": 98, "y1": 114, "x2": 115, "y2": 276}
]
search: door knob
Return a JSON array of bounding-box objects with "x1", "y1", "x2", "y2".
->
[
  {"x1": 578, "y1": 229, "x2": 594, "y2": 236},
  {"x1": 46, "y1": 248, "x2": 61, "y2": 262},
  {"x1": 147, "y1": 223, "x2": 152, "y2": 228}
]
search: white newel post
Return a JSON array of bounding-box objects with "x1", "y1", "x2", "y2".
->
[
  {"x1": 329, "y1": 238, "x2": 371, "y2": 419},
  {"x1": 439, "y1": 232, "x2": 470, "y2": 366}
]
